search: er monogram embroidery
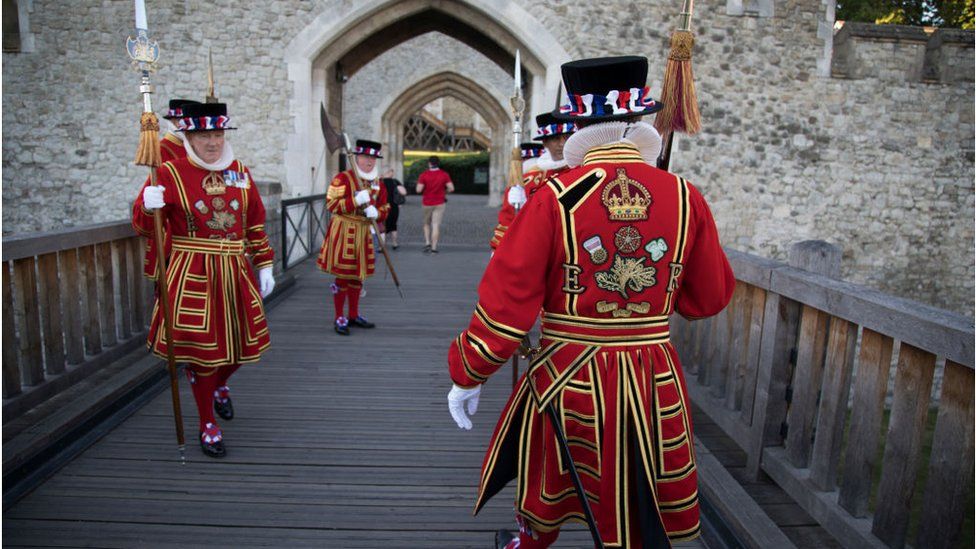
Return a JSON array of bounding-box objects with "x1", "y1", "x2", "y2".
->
[
  {"x1": 601, "y1": 168, "x2": 651, "y2": 221},
  {"x1": 594, "y1": 254, "x2": 657, "y2": 299}
]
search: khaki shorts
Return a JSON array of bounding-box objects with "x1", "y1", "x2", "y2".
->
[{"x1": 423, "y1": 203, "x2": 446, "y2": 227}]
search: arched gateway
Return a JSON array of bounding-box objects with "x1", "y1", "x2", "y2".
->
[
  {"x1": 379, "y1": 71, "x2": 510, "y2": 198},
  {"x1": 283, "y1": 0, "x2": 571, "y2": 204}
]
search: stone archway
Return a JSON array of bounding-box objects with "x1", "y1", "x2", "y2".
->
[
  {"x1": 283, "y1": 0, "x2": 571, "y2": 198},
  {"x1": 379, "y1": 72, "x2": 510, "y2": 205}
]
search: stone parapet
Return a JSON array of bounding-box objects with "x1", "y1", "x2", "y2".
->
[{"x1": 832, "y1": 22, "x2": 974, "y2": 83}]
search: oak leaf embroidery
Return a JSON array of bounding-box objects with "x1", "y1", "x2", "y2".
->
[{"x1": 594, "y1": 254, "x2": 657, "y2": 299}]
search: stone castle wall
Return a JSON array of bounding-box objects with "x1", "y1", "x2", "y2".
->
[{"x1": 2, "y1": 0, "x2": 972, "y2": 314}]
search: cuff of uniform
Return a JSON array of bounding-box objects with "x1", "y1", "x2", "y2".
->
[{"x1": 253, "y1": 259, "x2": 274, "y2": 270}]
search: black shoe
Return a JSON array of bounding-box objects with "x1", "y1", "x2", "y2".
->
[
  {"x1": 335, "y1": 318, "x2": 350, "y2": 335},
  {"x1": 199, "y1": 425, "x2": 226, "y2": 458},
  {"x1": 495, "y1": 529, "x2": 517, "y2": 549},
  {"x1": 349, "y1": 316, "x2": 375, "y2": 328},
  {"x1": 423, "y1": 245, "x2": 431, "y2": 253},
  {"x1": 431, "y1": 248, "x2": 439, "y2": 254},
  {"x1": 214, "y1": 396, "x2": 234, "y2": 420}
]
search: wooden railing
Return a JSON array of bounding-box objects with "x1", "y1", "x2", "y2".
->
[
  {"x1": 2, "y1": 221, "x2": 153, "y2": 418},
  {"x1": 674, "y1": 241, "x2": 974, "y2": 549}
]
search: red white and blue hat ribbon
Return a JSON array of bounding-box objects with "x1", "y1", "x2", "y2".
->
[
  {"x1": 534, "y1": 122, "x2": 577, "y2": 140},
  {"x1": 176, "y1": 115, "x2": 232, "y2": 131},
  {"x1": 353, "y1": 145, "x2": 383, "y2": 158},
  {"x1": 167, "y1": 106, "x2": 187, "y2": 118},
  {"x1": 559, "y1": 87, "x2": 659, "y2": 118},
  {"x1": 520, "y1": 147, "x2": 544, "y2": 160}
]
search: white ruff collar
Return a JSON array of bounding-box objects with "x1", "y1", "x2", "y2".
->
[
  {"x1": 355, "y1": 164, "x2": 379, "y2": 181},
  {"x1": 535, "y1": 149, "x2": 568, "y2": 172},
  {"x1": 563, "y1": 121, "x2": 662, "y2": 167},
  {"x1": 184, "y1": 139, "x2": 235, "y2": 172}
]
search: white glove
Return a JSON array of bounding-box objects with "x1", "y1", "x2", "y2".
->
[
  {"x1": 258, "y1": 267, "x2": 275, "y2": 298},
  {"x1": 448, "y1": 384, "x2": 481, "y2": 430},
  {"x1": 507, "y1": 185, "x2": 527, "y2": 209},
  {"x1": 142, "y1": 185, "x2": 166, "y2": 210},
  {"x1": 364, "y1": 205, "x2": 379, "y2": 220},
  {"x1": 354, "y1": 189, "x2": 371, "y2": 206}
]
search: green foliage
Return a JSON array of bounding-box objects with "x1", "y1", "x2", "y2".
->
[
  {"x1": 837, "y1": 0, "x2": 974, "y2": 27},
  {"x1": 403, "y1": 150, "x2": 490, "y2": 195}
]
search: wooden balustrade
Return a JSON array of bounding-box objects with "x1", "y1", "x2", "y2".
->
[
  {"x1": 674, "y1": 241, "x2": 974, "y2": 549},
  {"x1": 2, "y1": 222, "x2": 153, "y2": 418}
]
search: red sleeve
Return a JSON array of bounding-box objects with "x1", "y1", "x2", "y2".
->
[
  {"x1": 131, "y1": 165, "x2": 176, "y2": 237},
  {"x1": 675, "y1": 183, "x2": 735, "y2": 319},
  {"x1": 449, "y1": 188, "x2": 557, "y2": 387},
  {"x1": 375, "y1": 180, "x2": 390, "y2": 224},
  {"x1": 416, "y1": 170, "x2": 429, "y2": 191},
  {"x1": 490, "y1": 187, "x2": 515, "y2": 249},
  {"x1": 326, "y1": 173, "x2": 356, "y2": 215},
  {"x1": 243, "y1": 166, "x2": 274, "y2": 270}
]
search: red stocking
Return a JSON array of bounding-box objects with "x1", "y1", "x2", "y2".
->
[
  {"x1": 332, "y1": 279, "x2": 349, "y2": 321},
  {"x1": 187, "y1": 366, "x2": 219, "y2": 433},
  {"x1": 347, "y1": 280, "x2": 363, "y2": 319},
  {"x1": 215, "y1": 363, "x2": 241, "y2": 401}
]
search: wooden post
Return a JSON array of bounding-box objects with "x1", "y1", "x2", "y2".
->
[
  {"x1": 838, "y1": 328, "x2": 893, "y2": 517},
  {"x1": 78, "y1": 245, "x2": 102, "y2": 356},
  {"x1": 37, "y1": 252, "x2": 66, "y2": 376},
  {"x1": 13, "y1": 257, "x2": 44, "y2": 386},
  {"x1": 738, "y1": 285, "x2": 767, "y2": 425},
  {"x1": 59, "y1": 249, "x2": 86, "y2": 365},
  {"x1": 2, "y1": 263, "x2": 22, "y2": 397},
  {"x1": 872, "y1": 343, "x2": 936, "y2": 547},
  {"x1": 915, "y1": 361, "x2": 974, "y2": 549},
  {"x1": 808, "y1": 317, "x2": 858, "y2": 490},
  {"x1": 95, "y1": 242, "x2": 117, "y2": 348},
  {"x1": 113, "y1": 240, "x2": 133, "y2": 340}
]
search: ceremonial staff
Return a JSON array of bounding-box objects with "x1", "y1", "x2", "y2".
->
[
  {"x1": 507, "y1": 51, "x2": 528, "y2": 389},
  {"x1": 654, "y1": 0, "x2": 702, "y2": 170},
  {"x1": 206, "y1": 47, "x2": 218, "y2": 103},
  {"x1": 126, "y1": 0, "x2": 186, "y2": 462}
]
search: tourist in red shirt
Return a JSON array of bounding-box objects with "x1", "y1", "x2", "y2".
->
[{"x1": 415, "y1": 156, "x2": 454, "y2": 253}]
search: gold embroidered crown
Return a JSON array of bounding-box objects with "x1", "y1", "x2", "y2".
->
[
  {"x1": 202, "y1": 172, "x2": 226, "y2": 195},
  {"x1": 601, "y1": 168, "x2": 651, "y2": 221}
]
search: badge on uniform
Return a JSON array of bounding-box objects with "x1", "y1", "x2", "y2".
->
[{"x1": 223, "y1": 170, "x2": 250, "y2": 189}]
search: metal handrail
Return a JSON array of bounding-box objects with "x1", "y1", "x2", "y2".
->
[{"x1": 280, "y1": 193, "x2": 327, "y2": 270}]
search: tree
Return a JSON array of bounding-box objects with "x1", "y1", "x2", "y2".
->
[{"x1": 837, "y1": 0, "x2": 974, "y2": 28}]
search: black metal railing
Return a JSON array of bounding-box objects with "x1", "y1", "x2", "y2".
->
[{"x1": 280, "y1": 194, "x2": 327, "y2": 271}]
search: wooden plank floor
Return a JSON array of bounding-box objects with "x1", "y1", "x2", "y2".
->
[{"x1": 4, "y1": 245, "x2": 707, "y2": 548}]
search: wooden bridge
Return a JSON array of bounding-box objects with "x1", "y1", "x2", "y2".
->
[{"x1": 2, "y1": 194, "x2": 972, "y2": 548}]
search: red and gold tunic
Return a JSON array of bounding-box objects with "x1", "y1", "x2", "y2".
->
[
  {"x1": 316, "y1": 170, "x2": 390, "y2": 281},
  {"x1": 490, "y1": 165, "x2": 571, "y2": 249},
  {"x1": 132, "y1": 157, "x2": 274, "y2": 368},
  {"x1": 143, "y1": 132, "x2": 187, "y2": 280},
  {"x1": 449, "y1": 143, "x2": 735, "y2": 546}
]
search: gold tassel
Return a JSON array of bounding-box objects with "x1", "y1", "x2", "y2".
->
[
  {"x1": 508, "y1": 147, "x2": 523, "y2": 188},
  {"x1": 134, "y1": 111, "x2": 162, "y2": 168},
  {"x1": 654, "y1": 30, "x2": 701, "y2": 136}
]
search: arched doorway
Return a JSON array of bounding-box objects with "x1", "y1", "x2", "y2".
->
[
  {"x1": 282, "y1": 0, "x2": 571, "y2": 202},
  {"x1": 379, "y1": 71, "x2": 510, "y2": 204}
]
